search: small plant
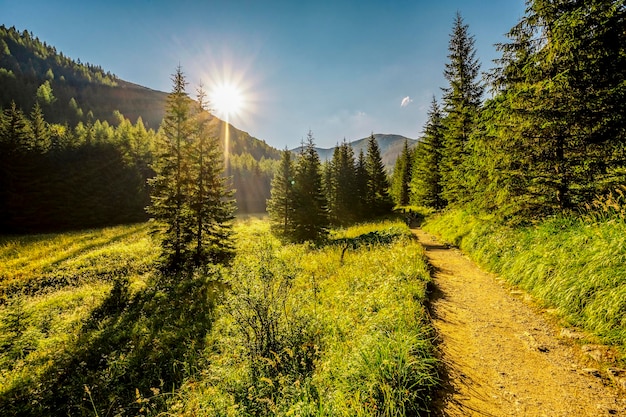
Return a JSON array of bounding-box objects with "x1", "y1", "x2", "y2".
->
[
  {"x1": 219, "y1": 242, "x2": 320, "y2": 416},
  {"x1": 582, "y1": 185, "x2": 626, "y2": 224}
]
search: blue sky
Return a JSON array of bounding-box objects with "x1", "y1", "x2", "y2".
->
[{"x1": 2, "y1": 0, "x2": 526, "y2": 149}]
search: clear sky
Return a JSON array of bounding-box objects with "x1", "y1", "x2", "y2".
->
[{"x1": 2, "y1": 0, "x2": 526, "y2": 149}]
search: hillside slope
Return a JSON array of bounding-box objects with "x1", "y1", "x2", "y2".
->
[{"x1": 0, "y1": 25, "x2": 280, "y2": 161}]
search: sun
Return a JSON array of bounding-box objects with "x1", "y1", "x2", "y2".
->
[{"x1": 209, "y1": 83, "x2": 244, "y2": 120}]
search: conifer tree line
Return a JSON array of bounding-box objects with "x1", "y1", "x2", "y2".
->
[
  {"x1": 267, "y1": 132, "x2": 393, "y2": 241},
  {"x1": 404, "y1": 1, "x2": 626, "y2": 223},
  {"x1": 1, "y1": 26, "x2": 278, "y2": 234},
  {"x1": 0, "y1": 99, "x2": 155, "y2": 232}
]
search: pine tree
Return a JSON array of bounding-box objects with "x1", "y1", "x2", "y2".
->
[
  {"x1": 390, "y1": 139, "x2": 413, "y2": 206},
  {"x1": 148, "y1": 68, "x2": 235, "y2": 269},
  {"x1": 0, "y1": 101, "x2": 31, "y2": 154},
  {"x1": 267, "y1": 148, "x2": 296, "y2": 238},
  {"x1": 354, "y1": 148, "x2": 369, "y2": 220},
  {"x1": 365, "y1": 133, "x2": 393, "y2": 217},
  {"x1": 482, "y1": 0, "x2": 626, "y2": 218},
  {"x1": 328, "y1": 140, "x2": 357, "y2": 225},
  {"x1": 188, "y1": 84, "x2": 234, "y2": 265},
  {"x1": 411, "y1": 97, "x2": 445, "y2": 209},
  {"x1": 321, "y1": 158, "x2": 333, "y2": 214},
  {"x1": 147, "y1": 66, "x2": 195, "y2": 270},
  {"x1": 440, "y1": 12, "x2": 483, "y2": 205},
  {"x1": 29, "y1": 102, "x2": 50, "y2": 153},
  {"x1": 291, "y1": 130, "x2": 329, "y2": 242}
]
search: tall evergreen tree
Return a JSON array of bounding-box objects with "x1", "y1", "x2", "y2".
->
[
  {"x1": 29, "y1": 102, "x2": 50, "y2": 153},
  {"x1": 188, "y1": 84, "x2": 234, "y2": 265},
  {"x1": 481, "y1": 0, "x2": 626, "y2": 218},
  {"x1": 328, "y1": 140, "x2": 357, "y2": 225},
  {"x1": 291, "y1": 130, "x2": 329, "y2": 242},
  {"x1": 411, "y1": 97, "x2": 446, "y2": 209},
  {"x1": 148, "y1": 67, "x2": 233, "y2": 270},
  {"x1": 148, "y1": 66, "x2": 192, "y2": 269},
  {"x1": 390, "y1": 139, "x2": 413, "y2": 206},
  {"x1": 0, "y1": 101, "x2": 31, "y2": 154},
  {"x1": 365, "y1": 133, "x2": 394, "y2": 217},
  {"x1": 354, "y1": 148, "x2": 369, "y2": 220},
  {"x1": 440, "y1": 12, "x2": 484, "y2": 205},
  {"x1": 267, "y1": 148, "x2": 296, "y2": 238}
]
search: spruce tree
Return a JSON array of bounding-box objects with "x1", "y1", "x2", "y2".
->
[
  {"x1": 267, "y1": 148, "x2": 296, "y2": 238},
  {"x1": 354, "y1": 148, "x2": 369, "y2": 221},
  {"x1": 482, "y1": 0, "x2": 626, "y2": 218},
  {"x1": 0, "y1": 101, "x2": 31, "y2": 154},
  {"x1": 291, "y1": 130, "x2": 329, "y2": 242},
  {"x1": 29, "y1": 102, "x2": 50, "y2": 153},
  {"x1": 148, "y1": 67, "x2": 234, "y2": 270},
  {"x1": 440, "y1": 12, "x2": 483, "y2": 205},
  {"x1": 411, "y1": 97, "x2": 445, "y2": 209},
  {"x1": 148, "y1": 66, "x2": 192, "y2": 269},
  {"x1": 328, "y1": 140, "x2": 357, "y2": 225},
  {"x1": 390, "y1": 139, "x2": 413, "y2": 206},
  {"x1": 188, "y1": 84, "x2": 234, "y2": 265},
  {"x1": 365, "y1": 133, "x2": 393, "y2": 217}
]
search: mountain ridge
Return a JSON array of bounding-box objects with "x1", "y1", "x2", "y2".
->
[
  {"x1": 0, "y1": 24, "x2": 281, "y2": 162},
  {"x1": 1, "y1": 24, "x2": 414, "y2": 172}
]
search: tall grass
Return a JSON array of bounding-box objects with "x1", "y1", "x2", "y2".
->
[
  {"x1": 1, "y1": 218, "x2": 439, "y2": 415},
  {"x1": 423, "y1": 209, "x2": 626, "y2": 359},
  {"x1": 169, "y1": 219, "x2": 439, "y2": 416},
  {"x1": 0, "y1": 223, "x2": 220, "y2": 416},
  {"x1": 0, "y1": 223, "x2": 157, "y2": 299}
]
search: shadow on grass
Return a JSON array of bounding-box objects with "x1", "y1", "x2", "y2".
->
[
  {"x1": 0, "y1": 224, "x2": 153, "y2": 302},
  {"x1": 0, "y1": 270, "x2": 221, "y2": 416}
]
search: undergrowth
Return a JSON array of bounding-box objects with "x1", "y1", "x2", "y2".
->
[
  {"x1": 168, "y1": 219, "x2": 439, "y2": 416},
  {"x1": 423, "y1": 209, "x2": 626, "y2": 360},
  {"x1": 0, "y1": 218, "x2": 439, "y2": 416}
]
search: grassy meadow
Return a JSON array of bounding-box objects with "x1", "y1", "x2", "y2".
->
[
  {"x1": 422, "y1": 209, "x2": 626, "y2": 361},
  {"x1": 0, "y1": 218, "x2": 438, "y2": 416}
]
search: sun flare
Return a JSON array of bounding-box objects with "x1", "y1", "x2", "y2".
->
[{"x1": 209, "y1": 83, "x2": 244, "y2": 119}]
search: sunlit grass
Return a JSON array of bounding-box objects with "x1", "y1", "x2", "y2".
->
[
  {"x1": 0, "y1": 222, "x2": 161, "y2": 415},
  {"x1": 173, "y1": 219, "x2": 439, "y2": 416},
  {"x1": 0, "y1": 218, "x2": 439, "y2": 415},
  {"x1": 0, "y1": 282, "x2": 110, "y2": 394},
  {"x1": 0, "y1": 223, "x2": 157, "y2": 299}
]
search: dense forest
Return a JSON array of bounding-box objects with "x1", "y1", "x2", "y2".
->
[
  {"x1": 394, "y1": 2, "x2": 626, "y2": 223},
  {"x1": 267, "y1": 132, "x2": 394, "y2": 242},
  {"x1": 0, "y1": 25, "x2": 280, "y2": 232}
]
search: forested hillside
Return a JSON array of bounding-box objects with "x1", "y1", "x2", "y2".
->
[
  {"x1": 0, "y1": 25, "x2": 280, "y2": 232},
  {"x1": 0, "y1": 25, "x2": 166, "y2": 129}
]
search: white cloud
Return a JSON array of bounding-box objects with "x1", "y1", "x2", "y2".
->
[{"x1": 401, "y1": 96, "x2": 413, "y2": 107}]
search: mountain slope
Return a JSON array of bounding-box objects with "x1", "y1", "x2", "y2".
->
[
  {"x1": 0, "y1": 24, "x2": 281, "y2": 162},
  {"x1": 0, "y1": 25, "x2": 280, "y2": 229}
]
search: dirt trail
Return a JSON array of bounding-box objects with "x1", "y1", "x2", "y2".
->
[{"x1": 413, "y1": 228, "x2": 626, "y2": 417}]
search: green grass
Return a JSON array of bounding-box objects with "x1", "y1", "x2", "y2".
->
[
  {"x1": 0, "y1": 218, "x2": 439, "y2": 416},
  {"x1": 0, "y1": 223, "x2": 157, "y2": 299},
  {"x1": 0, "y1": 222, "x2": 200, "y2": 416},
  {"x1": 169, "y1": 219, "x2": 439, "y2": 416},
  {"x1": 423, "y1": 209, "x2": 626, "y2": 360}
]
